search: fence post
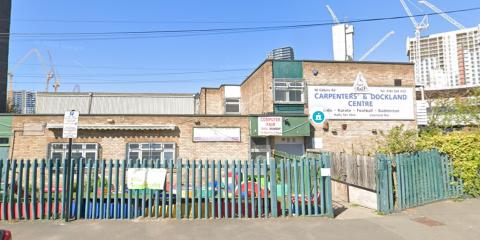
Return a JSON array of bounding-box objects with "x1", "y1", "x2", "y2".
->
[
  {"x1": 323, "y1": 154, "x2": 334, "y2": 217},
  {"x1": 18, "y1": 160, "x2": 24, "y2": 220},
  {"x1": 176, "y1": 159, "x2": 182, "y2": 219},
  {"x1": 25, "y1": 160, "x2": 31, "y2": 220},
  {"x1": 271, "y1": 159, "x2": 277, "y2": 218}
]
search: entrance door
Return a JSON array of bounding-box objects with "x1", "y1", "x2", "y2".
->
[
  {"x1": 274, "y1": 137, "x2": 305, "y2": 156},
  {"x1": 250, "y1": 137, "x2": 271, "y2": 161}
]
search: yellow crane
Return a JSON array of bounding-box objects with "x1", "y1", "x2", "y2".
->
[{"x1": 7, "y1": 48, "x2": 59, "y2": 111}]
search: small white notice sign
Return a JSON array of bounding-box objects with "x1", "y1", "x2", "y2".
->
[
  {"x1": 62, "y1": 110, "x2": 79, "y2": 138},
  {"x1": 127, "y1": 168, "x2": 147, "y2": 189},
  {"x1": 258, "y1": 116, "x2": 283, "y2": 136},
  {"x1": 313, "y1": 137, "x2": 323, "y2": 149},
  {"x1": 321, "y1": 168, "x2": 331, "y2": 176},
  {"x1": 146, "y1": 169, "x2": 167, "y2": 190}
]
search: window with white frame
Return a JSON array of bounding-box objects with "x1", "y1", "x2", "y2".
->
[
  {"x1": 274, "y1": 80, "x2": 304, "y2": 103},
  {"x1": 126, "y1": 142, "x2": 176, "y2": 161},
  {"x1": 225, "y1": 98, "x2": 240, "y2": 114},
  {"x1": 49, "y1": 143, "x2": 99, "y2": 161}
]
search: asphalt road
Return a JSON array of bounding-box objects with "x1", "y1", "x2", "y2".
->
[{"x1": 1, "y1": 198, "x2": 479, "y2": 240}]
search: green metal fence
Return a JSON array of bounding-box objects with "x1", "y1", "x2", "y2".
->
[
  {"x1": 377, "y1": 150, "x2": 463, "y2": 214},
  {"x1": 0, "y1": 156, "x2": 333, "y2": 221}
]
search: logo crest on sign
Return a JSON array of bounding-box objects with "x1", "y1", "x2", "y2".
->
[
  {"x1": 353, "y1": 72, "x2": 369, "y2": 92},
  {"x1": 312, "y1": 111, "x2": 325, "y2": 124}
]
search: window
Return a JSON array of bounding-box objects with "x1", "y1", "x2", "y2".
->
[
  {"x1": 0, "y1": 138, "x2": 8, "y2": 144},
  {"x1": 225, "y1": 98, "x2": 240, "y2": 114},
  {"x1": 127, "y1": 142, "x2": 176, "y2": 161},
  {"x1": 394, "y1": 79, "x2": 402, "y2": 86},
  {"x1": 49, "y1": 143, "x2": 99, "y2": 160},
  {"x1": 274, "y1": 80, "x2": 304, "y2": 103}
]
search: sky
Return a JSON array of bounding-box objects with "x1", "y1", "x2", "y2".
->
[{"x1": 7, "y1": 0, "x2": 480, "y2": 93}]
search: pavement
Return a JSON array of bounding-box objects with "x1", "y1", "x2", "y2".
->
[{"x1": 1, "y1": 198, "x2": 479, "y2": 240}]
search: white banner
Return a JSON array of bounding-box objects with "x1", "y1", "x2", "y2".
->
[
  {"x1": 308, "y1": 86, "x2": 414, "y2": 122},
  {"x1": 193, "y1": 128, "x2": 241, "y2": 142},
  {"x1": 127, "y1": 168, "x2": 147, "y2": 190},
  {"x1": 258, "y1": 116, "x2": 283, "y2": 136},
  {"x1": 146, "y1": 169, "x2": 167, "y2": 190},
  {"x1": 62, "y1": 110, "x2": 79, "y2": 138}
]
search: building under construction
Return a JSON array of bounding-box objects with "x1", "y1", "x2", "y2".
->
[{"x1": 407, "y1": 25, "x2": 480, "y2": 89}]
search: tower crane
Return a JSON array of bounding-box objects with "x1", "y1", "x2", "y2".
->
[
  {"x1": 326, "y1": 5, "x2": 340, "y2": 24},
  {"x1": 400, "y1": 0, "x2": 429, "y2": 84},
  {"x1": 7, "y1": 48, "x2": 53, "y2": 111},
  {"x1": 359, "y1": 31, "x2": 395, "y2": 61},
  {"x1": 47, "y1": 50, "x2": 61, "y2": 92},
  {"x1": 418, "y1": 1, "x2": 465, "y2": 30}
]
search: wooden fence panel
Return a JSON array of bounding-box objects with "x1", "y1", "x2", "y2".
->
[{"x1": 330, "y1": 153, "x2": 376, "y2": 191}]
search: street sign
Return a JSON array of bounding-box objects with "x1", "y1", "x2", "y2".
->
[{"x1": 62, "y1": 110, "x2": 79, "y2": 139}]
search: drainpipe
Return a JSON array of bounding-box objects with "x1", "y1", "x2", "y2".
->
[
  {"x1": 9, "y1": 129, "x2": 20, "y2": 160},
  {"x1": 204, "y1": 89, "x2": 207, "y2": 114},
  {"x1": 88, "y1": 92, "x2": 93, "y2": 114}
]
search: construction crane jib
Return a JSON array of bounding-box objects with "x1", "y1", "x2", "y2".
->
[
  {"x1": 400, "y1": 0, "x2": 429, "y2": 85},
  {"x1": 359, "y1": 31, "x2": 395, "y2": 61},
  {"x1": 7, "y1": 48, "x2": 53, "y2": 111},
  {"x1": 418, "y1": 0, "x2": 465, "y2": 30},
  {"x1": 326, "y1": 5, "x2": 340, "y2": 24}
]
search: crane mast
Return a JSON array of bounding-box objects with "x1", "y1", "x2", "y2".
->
[
  {"x1": 400, "y1": 0, "x2": 429, "y2": 86},
  {"x1": 47, "y1": 50, "x2": 60, "y2": 92}
]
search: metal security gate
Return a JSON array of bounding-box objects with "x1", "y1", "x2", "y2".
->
[
  {"x1": 0, "y1": 156, "x2": 333, "y2": 221},
  {"x1": 377, "y1": 150, "x2": 463, "y2": 214}
]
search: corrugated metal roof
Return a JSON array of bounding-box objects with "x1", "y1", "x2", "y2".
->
[
  {"x1": 46, "y1": 123, "x2": 176, "y2": 131},
  {"x1": 36, "y1": 92, "x2": 197, "y2": 115}
]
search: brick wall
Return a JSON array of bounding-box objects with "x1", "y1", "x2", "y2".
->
[
  {"x1": 10, "y1": 115, "x2": 250, "y2": 161},
  {"x1": 311, "y1": 120, "x2": 417, "y2": 155},
  {"x1": 240, "y1": 61, "x2": 273, "y2": 114},
  {"x1": 302, "y1": 61, "x2": 417, "y2": 154},
  {"x1": 303, "y1": 61, "x2": 415, "y2": 87},
  {"x1": 199, "y1": 87, "x2": 224, "y2": 115}
]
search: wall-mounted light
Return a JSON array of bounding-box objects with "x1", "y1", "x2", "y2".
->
[
  {"x1": 107, "y1": 119, "x2": 115, "y2": 124},
  {"x1": 312, "y1": 69, "x2": 319, "y2": 76},
  {"x1": 372, "y1": 129, "x2": 378, "y2": 135},
  {"x1": 194, "y1": 120, "x2": 201, "y2": 125},
  {"x1": 332, "y1": 129, "x2": 338, "y2": 135},
  {"x1": 341, "y1": 124, "x2": 347, "y2": 130}
]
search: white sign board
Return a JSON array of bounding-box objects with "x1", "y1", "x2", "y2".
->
[
  {"x1": 62, "y1": 110, "x2": 79, "y2": 138},
  {"x1": 308, "y1": 86, "x2": 414, "y2": 122},
  {"x1": 312, "y1": 137, "x2": 323, "y2": 149},
  {"x1": 193, "y1": 128, "x2": 241, "y2": 142},
  {"x1": 146, "y1": 169, "x2": 167, "y2": 190},
  {"x1": 321, "y1": 168, "x2": 331, "y2": 177},
  {"x1": 127, "y1": 168, "x2": 147, "y2": 189},
  {"x1": 258, "y1": 116, "x2": 283, "y2": 136}
]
